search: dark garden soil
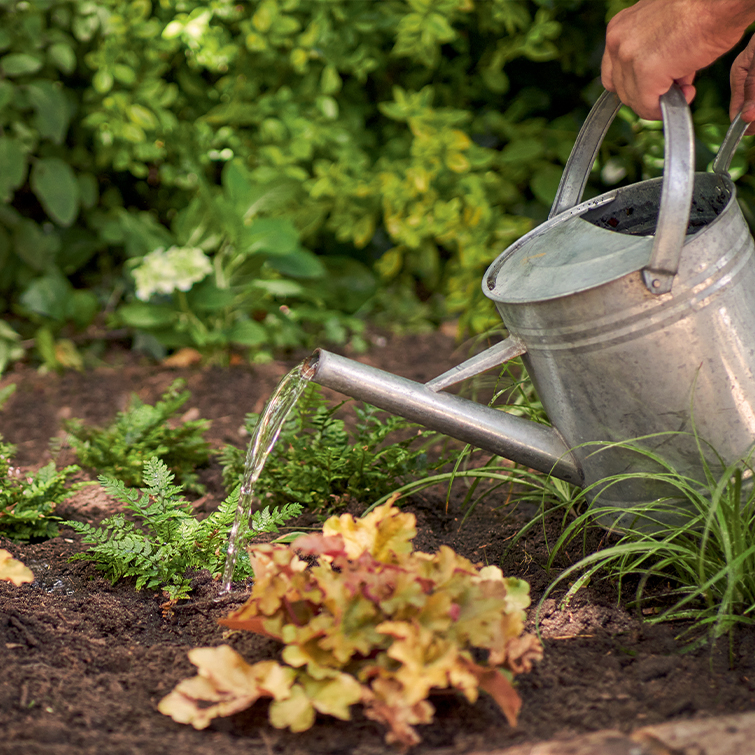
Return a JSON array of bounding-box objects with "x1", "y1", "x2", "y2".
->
[{"x1": 2, "y1": 330, "x2": 755, "y2": 755}]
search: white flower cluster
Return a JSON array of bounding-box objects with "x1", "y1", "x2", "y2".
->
[{"x1": 133, "y1": 246, "x2": 213, "y2": 301}]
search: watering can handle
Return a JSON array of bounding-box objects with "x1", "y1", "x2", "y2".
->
[
  {"x1": 550, "y1": 86, "x2": 694, "y2": 296},
  {"x1": 712, "y1": 113, "x2": 748, "y2": 175}
]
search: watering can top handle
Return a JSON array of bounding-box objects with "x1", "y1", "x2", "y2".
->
[
  {"x1": 712, "y1": 113, "x2": 748, "y2": 175},
  {"x1": 550, "y1": 86, "x2": 694, "y2": 295}
]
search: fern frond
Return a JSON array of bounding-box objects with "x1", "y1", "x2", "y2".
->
[
  {"x1": 250, "y1": 503, "x2": 304, "y2": 534},
  {"x1": 67, "y1": 458, "x2": 301, "y2": 598}
]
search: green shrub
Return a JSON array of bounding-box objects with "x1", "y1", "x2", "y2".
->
[
  {"x1": 0, "y1": 0, "x2": 748, "y2": 369},
  {"x1": 0, "y1": 389, "x2": 82, "y2": 540}
]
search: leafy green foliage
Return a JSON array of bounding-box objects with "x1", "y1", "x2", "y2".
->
[
  {"x1": 0, "y1": 381, "x2": 81, "y2": 540},
  {"x1": 538, "y1": 442, "x2": 755, "y2": 645},
  {"x1": 119, "y1": 161, "x2": 370, "y2": 360},
  {"x1": 158, "y1": 501, "x2": 542, "y2": 747},
  {"x1": 0, "y1": 439, "x2": 81, "y2": 541},
  {"x1": 67, "y1": 457, "x2": 303, "y2": 600},
  {"x1": 62, "y1": 379, "x2": 211, "y2": 491},
  {"x1": 0, "y1": 0, "x2": 104, "y2": 344},
  {"x1": 2, "y1": 0, "x2": 748, "y2": 371},
  {"x1": 220, "y1": 385, "x2": 440, "y2": 510}
]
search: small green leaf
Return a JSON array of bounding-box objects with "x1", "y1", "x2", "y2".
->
[
  {"x1": 0, "y1": 80, "x2": 14, "y2": 111},
  {"x1": 72, "y1": 12, "x2": 101, "y2": 42},
  {"x1": 0, "y1": 137, "x2": 27, "y2": 202},
  {"x1": 31, "y1": 158, "x2": 80, "y2": 226},
  {"x1": 26, "y1": 80, "x2": 71, "y2": 143},
  {"x1": 128, "y1": 104, "x2": 158, "y2": 130},
  {"x1": 114, "y1": 64, "x2": 137, "y2": 85},
  {"x1": 316, "y1": 95, "x2": 338, "y2": 120},
  {"x1": 47, "y1": 43, "x2": 76, "y2": 75},
  {"x1": 266, "y1": 248, "x2": 326, "y2": 279},
  {"x1": 0, "y1": 53, "x2": 43, "y2": 77},
  {"x1": 186, "y1": 280, "x2": 236, "y2": 312},
  {"x1": 14, "y1": 219, "x2": 60, "y2": 271},
  {"x1": 92, "y1": 69, "x2": 113, "y2": 94},
  {"x1": 118, "y1": 301, "x2": 177, "y2": 329},
  {"x1": 20, "y1": 273, "x2": 72, "y2": 321},
  {"x1": 241, "y1": 218, "x2": 300, "y2": 256},
  {"x1": 320, "y1": 65, "x2": 342, "y2": 95},
  {"x1": 226, "y1": 318, "x2": 267, "y2": 346}
]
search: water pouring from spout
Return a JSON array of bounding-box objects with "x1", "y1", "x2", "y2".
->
[{"x1": 219, "y1": 358, "x2": 316, "y2": 594}]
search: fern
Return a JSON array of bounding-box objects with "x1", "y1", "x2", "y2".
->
[
  {"x1": 62, "y1": 379, "x2": 211, "y2": 491},
  {"x1": 0, "y1": 425, "x2": 81, "y2": 541},
  {"x1": 220, "y1": 384, "x2": 443, "y2": 511},
  {"x1": 68, "y1": 458, "x2": 302, "y2": 600}
]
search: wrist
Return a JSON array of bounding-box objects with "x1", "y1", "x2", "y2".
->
[{"x1": 702, "y1": 0, "x2": 755, "y2": 34}]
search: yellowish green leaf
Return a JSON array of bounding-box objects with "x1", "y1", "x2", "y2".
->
[{"x1": 0, "y1": 549, "x2": 34, "y2": 585}]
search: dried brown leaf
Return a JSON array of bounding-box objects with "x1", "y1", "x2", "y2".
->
[{"x1": 0, "y1": 549, "x2": 34, "y2": 586}]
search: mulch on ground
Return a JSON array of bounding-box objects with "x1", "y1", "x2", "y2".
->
[{"x1": 2, "y1": 331, "x2": 754, "y2": 755}]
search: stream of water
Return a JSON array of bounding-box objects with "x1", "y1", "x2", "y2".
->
[{"x1": 219, "y1": 359, "x2": 315, "y2": 594}]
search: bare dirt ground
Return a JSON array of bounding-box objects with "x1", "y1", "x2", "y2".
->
[{"x1": 1, "y1": 331, "x2": 755, "y2": 755}]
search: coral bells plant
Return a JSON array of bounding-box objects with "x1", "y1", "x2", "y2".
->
[{"x1": 158, "y1": 500, "x2": 542, "y2": 748}]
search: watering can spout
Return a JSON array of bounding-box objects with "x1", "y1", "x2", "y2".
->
[{"x1": 306, "y1": 348, "x2": 584, "y2": 487}]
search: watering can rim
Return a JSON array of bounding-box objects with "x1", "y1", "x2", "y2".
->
[{"x1": 483, "y1": 170, "x2": 737, "y2": 305}]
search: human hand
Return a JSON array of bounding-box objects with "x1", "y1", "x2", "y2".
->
[
  {"x1": 602, "y1": 0, "x2": 755, "y2": 120},
  {"x1": 730, "y1": 34, "x2": 755, "y2": 133}
]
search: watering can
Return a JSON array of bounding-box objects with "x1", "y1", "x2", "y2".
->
[{"x1": 307, "y1": 85, "x2": 755, "y2": 523}]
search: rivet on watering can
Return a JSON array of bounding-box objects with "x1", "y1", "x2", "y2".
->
[{"x1": 652, "y1": 279, "x2": 661, "y2": 288}]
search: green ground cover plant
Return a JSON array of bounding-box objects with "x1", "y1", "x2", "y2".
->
[
  {"x1": 61, "y1": 378, "x2": 211, "y2": 490},
  {"x1": 220, "y1": 384, "x2": 444, "y2": 511},
  {"x1": 0, "y1": 439, "x2": 81, "y2": 541},
  {"x1": 0, "y1": 383, "x2": 81, "y2": 540},
  {"x1": 67, "y1": 457, "x2": 302, "y2": 601},
  {"x1": 158, "y1": 500, "x2": 542, "y2": 748}
]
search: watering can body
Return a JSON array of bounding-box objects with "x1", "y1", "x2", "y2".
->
[{"x1": 310, "y1": 87, "x2": 755, "y2": 525}]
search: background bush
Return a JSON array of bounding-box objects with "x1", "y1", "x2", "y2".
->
[{"x1": 0, "y1": 0, "x2": 750, "y2": 370}]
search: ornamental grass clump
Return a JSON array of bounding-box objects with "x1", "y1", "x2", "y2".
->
[
  {"x1": 540, "y1": 442, "x2": 755, "y2": 645},
  {"x1": 158, "y1": 500, "x2": 542, "y2": 748}
]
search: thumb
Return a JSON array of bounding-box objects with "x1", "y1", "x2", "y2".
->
[{"x1": 743, "y1": 67, "x2": 755, "y2": 122}]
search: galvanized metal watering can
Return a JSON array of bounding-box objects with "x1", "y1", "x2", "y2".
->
[{"x1": 308, "y1": 86, "x2": 755, "y2": 522}]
